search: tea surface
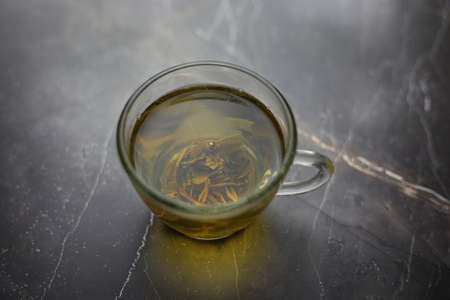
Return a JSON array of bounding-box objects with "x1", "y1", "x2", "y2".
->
[{"x1": 130, "y1": 85, "x2": 284, "y2": 206}]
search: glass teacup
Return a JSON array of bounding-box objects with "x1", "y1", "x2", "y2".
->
[{"x1": 117, "y1": 61, "x2": 334, "y2": 240}]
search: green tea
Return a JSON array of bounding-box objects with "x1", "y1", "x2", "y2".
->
[{"x1": 130, "y1": 85, "x2": 284, "y2": 206}]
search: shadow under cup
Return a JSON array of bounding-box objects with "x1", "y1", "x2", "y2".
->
[{"x1": 117, "y1": 61, "x2": 325, "y2": 240}]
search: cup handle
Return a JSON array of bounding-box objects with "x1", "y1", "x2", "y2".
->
[{"x1": 277, "y1": 150, "x2": 334, "y2": 195}]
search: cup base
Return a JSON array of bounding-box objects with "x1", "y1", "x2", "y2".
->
[
  {"x1": 186, "y1": 232, "x2": 234, "y2": 241},
  {"x1": 162, "y1": 219, "x2": 250, "y2": 240}
]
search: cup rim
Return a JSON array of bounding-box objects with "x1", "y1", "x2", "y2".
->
[{"x1": 116, "y1": 61, "x2": 297, "y2": 219}]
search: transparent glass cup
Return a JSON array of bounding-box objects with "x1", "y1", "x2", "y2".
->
[{"x1": 117, "y1": 61, "x2": 334, "y2": 240}]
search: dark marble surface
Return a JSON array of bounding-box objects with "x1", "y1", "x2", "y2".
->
[{"x1": 1, "y1": 0, "x2": 450, "y2": 299}]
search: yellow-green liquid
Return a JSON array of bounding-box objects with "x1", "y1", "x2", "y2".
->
[{"x1": 130, "y1": 85, "x2": 284, "y2": 207}]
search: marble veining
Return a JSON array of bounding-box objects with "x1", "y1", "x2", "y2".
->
[
  {"x1": 298, "y1": 126, "x2": 450, "y2": 211},
  {"x1": 116, "y1": 214, "x2": 154, "y2": 300},
  {"x1": 231, "y1": 245, "x2": 240, "y2": 300},
  {"x1": 39, "y1": 129, "x2": 114, "y2": 300}
]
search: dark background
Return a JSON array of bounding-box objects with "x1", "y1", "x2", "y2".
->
[{"x1": 1, "y1": 0, "x2": 449, "y2": 299}]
